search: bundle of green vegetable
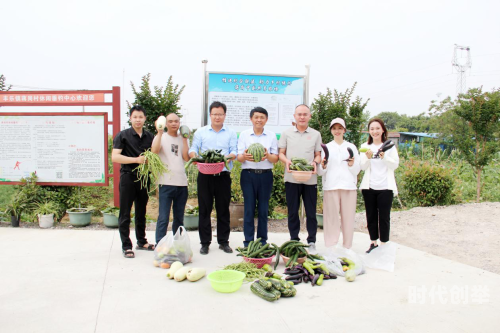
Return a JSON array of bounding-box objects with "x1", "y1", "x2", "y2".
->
[
  {"x1": 222, "y1": 262, "x2": 266, "y2": 282},
  {"x1": 185, "y1": 149, "x2": 229, "y2": 170},
  {"x1": 133, "y1": 149, "x2": 169, "y2": 194},
  {"x1": 289, "y1": 157, "x2": 314, "y2": 171},
  {"x1": 236, "y1": 239, "x2": 279, "y2": 259},
  {"x1": 250, "y1": 278, "x2": 297, "y2": 302},
  {"x1": 279, "y1": 240, "x2": 310, "y2": 267}
]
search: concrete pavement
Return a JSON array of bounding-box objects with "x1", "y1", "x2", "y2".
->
[{"x1": 0, "y1": 228, "x2": 498, "y2": 333}]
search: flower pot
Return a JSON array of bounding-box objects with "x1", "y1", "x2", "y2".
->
[
  {"x1": 38, "y1": 214, "x2": 54, "y2": 229},
  {"x1": 67, "y1": 209, "x2": 91, "y2": 227},
  {"x1": 229, "y1": 203, "x2": 244, "y2": 229},
  {"x1": 11, "y1": 215, "x2": 20, "y2": 228},
  {"x1": 316, "y1": 213, "x2": 323, "y2": 229},
  {"x1": 102, "y1": 213, "x2": 119, "y2": 228},
  {"x1": 183, "y1": 214, "x2": 199, "y2": 230}
]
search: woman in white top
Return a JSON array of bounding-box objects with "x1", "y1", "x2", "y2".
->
[
  {"x1": 318, "y1": 118, "x2": 360, "y2": 249},
  {"x1": 359, "y1": 118, "x2": 399, "y2": 253}
]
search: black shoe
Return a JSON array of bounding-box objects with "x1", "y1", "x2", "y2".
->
[
  {"x1": 366, "y1": 243, "x2": 378, "y2": 253},
  {"x1": 200, "y1": 245, "x2": 209, "y2": 255},
  {"x1": 219, "y1": 244, "x2": 233, "y2": 253}
]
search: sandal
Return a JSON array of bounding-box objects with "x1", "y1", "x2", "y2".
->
[
  {"x1": 123, "y1": 249, "x2": 135, "y2": 258},
  {"x1": 136, "y1": 243, "x2": 155, "y2": 251}
]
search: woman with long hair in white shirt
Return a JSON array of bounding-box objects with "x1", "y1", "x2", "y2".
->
[
  {"x1": 359, "y1": 118, "x2": 399, "y2": 253},
  {"x1": 318, "y1": 118, "x2": 360, "y2": 250}
]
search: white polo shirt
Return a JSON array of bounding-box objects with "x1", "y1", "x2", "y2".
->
[{"x1": 237, "y1": 128, "x2": 278, "y2": 170}]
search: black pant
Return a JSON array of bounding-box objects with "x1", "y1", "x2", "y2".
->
[
  {"x1": 362, "y1": 189, "x2": 393, "y2": 242},
  {"x1": 118, "y1": 172, "x2": 149, "y2": 250},
  {"x1": 197, "y1": 172, "x2": 231, "y2": 246},
  {"x1": 285, "y1": 182, "x2": 318, "y2": 244}
]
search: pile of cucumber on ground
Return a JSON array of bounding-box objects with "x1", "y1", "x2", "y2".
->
[{"x1": 250, "y1": 277, "x2": 297, "y2": 302}]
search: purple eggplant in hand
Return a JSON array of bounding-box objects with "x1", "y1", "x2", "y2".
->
[
  {"x1": 344, "y1": 147, "x2": 354, "y2": 161},
  {"x1": 374, "y1": 140, "x2": 395, "y2": 158},
  {"x1": 321, "y1": 143, "x2": 329, "y2": 165}
]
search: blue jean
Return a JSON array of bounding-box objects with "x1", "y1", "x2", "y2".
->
[
  {"x1": 156, "y1": 185, "x2": 188, "y2": 244},
  {"x1": 240, "y1": 170, "x2": 273, "y2": 246}
]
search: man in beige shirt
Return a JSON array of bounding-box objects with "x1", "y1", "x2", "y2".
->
[
  {"x1": 278, "y1": 104, "x2": 322, "y2": 251},
  {"x1": 151, "y1": 113, "x2": 190, "y2": 244}
]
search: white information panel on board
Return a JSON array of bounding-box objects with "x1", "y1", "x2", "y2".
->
[
  {"x1": 207, "y1": 73, "x2": 305, "y2": 134},
  {"x1": 0, "y1": 114, "x2": 106, "y2": 184}
]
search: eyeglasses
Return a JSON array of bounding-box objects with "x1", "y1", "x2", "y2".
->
[{"x1": 211, "y1": 113, "x2": 225, "y2": 118}]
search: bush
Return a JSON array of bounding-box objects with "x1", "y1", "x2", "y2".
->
[
  {"x1": 230, "y1": 161, "x2": 243, "y2": 203},
  {"x1": 402, "y1": 160, "x2": 454, "y2": 207},
  {"x1": 269, "y1": 162, "x2": 286, "y2": 213}
]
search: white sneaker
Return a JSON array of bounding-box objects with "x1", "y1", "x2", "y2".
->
[{"x1": 308, "y1": 242, "x2": 317, "y2": 254}]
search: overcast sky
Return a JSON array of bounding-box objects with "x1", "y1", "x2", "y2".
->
[{"x1": 2, "y1": 0, "x2": 499, "y2": 130}]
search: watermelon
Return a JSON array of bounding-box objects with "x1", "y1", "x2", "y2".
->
[{"x1": 247, "y1": 143, "x2": 265, "y2": 162}]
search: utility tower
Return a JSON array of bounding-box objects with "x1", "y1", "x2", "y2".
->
[{"x1": 452, "y1": 44, "x2": 472, "y2": 95}]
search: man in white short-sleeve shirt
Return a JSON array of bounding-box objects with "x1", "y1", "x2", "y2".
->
[
  {"x1": 151, "y1": 113, "x2": 190, "y2": 244},
  {"x1": 237, "y1": 107, "x2": 279, "y2": 247}
]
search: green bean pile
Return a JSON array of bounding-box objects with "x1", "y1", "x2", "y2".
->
[
  {"x1": 223, "y1": 262, "x2": 267, "y2": 282},
  {"x1": 133, "y1": 149, "x2": 169, "y2": 194}
]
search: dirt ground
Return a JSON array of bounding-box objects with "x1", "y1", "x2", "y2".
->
[{"x1": 3, "y1": 201, "x2": 499, "y2": 275}]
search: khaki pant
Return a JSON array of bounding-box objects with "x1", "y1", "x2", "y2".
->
[{"x1": 323, "y1": 190, "x2": 357, "y2": 248}]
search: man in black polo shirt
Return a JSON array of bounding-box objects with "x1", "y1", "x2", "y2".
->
[{"x1": 112, "y1": 105, "x2": 155, "y2": 258}]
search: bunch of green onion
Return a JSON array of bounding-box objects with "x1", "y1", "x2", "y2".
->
[{"x1": 133, "y1": 149, "x2": 169, "y2": 194}]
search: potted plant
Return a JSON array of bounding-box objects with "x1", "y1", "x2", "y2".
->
[
  {"x1": 35, "y1": 201, "x2": 60, "y2": 229},
  {"x1": 67, "y1": 206, "x2": 94, "y2": 227},
  {"x1": 101, "y1": 206, "x2": 120, "y2": 228},
  {"x1": 184, "y1": 205, "x2": 199, "y2": 230},
  {"x1": 5, "y1": 202, "x2": 22, "y2": 228},
  {"x1": 316, "y1": 188, "x2": 324, "y2": 229}
]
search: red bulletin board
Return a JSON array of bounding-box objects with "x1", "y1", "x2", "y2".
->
[
  {"x1": 0, "y1": 87, "x2": 122, "y2": 206},
  {"x1": 0, "y1": 112, "x2": 108, "y2": 186}
]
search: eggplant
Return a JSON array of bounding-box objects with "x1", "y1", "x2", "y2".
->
[
  {"x1": 311, "y1": 274, "x2": 320, "y2": 286},
  {"x1": 374, "y1": 141, "x2": 395, "y2": 158},
  {"x1": 381, "y1": 142, "x2": 395, "y2": 152},
  {"x1": 344, "y1": 147, "x2": 354, "y2": 161},
  {"x1": 323, "y1": 275, "x2": 331, "y2": 280},
  {"x1": 303, "y1": 275, "x2": 310, "y2": 283},
  {"x1": 283, "y1": 269, "x2": 302, "y2": 275},
  {"x1": 321, "y1": 143, "x2": 329, "y2": 165},
  {"x1": 288, "y1": 277, "x2": 302, "y2": 285},
  {"x1": 265, "y1": 271, "x2": 274, "y2": 278},
  {"x1": 285, "y1": 273, "x2": 305, "y2": 280},
  {"x1": 329, "y1": 274, "x2": 337, "y2": 279}
]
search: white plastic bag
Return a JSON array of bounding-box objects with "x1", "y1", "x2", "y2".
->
[
  {"x1": 319, "y1": 246, "x2": 365, "y2": 277},
  {"x1": 154, "y1": 226, "x2": 193, "y2": 266},
  {"x1": 361, "y1": 242, "x2": 397, "y2": 272}
]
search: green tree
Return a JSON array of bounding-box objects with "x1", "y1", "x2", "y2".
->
[
  {"x1": 0, "y1": 74, "x2": 12, "y2": 91},
  {"x1": 310, "y1": 82, "x2": 369, "y2": 147},
  {"x1": 127, "y1": 73, "x2": 185, "y2": 133},
  {"x1": 430, "y1": 87, "x2": 500, "y2": 202},
  {"x1": 374, "y1": 111, "x2": 402, "y2": 130}
]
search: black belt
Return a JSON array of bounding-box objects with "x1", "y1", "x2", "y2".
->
[
  {"x1": 207, "y1": 171, "x2": 230, "y2": 176},
  {"x1": 245, "y1": 169, "x2": 272, "y2": 174}
]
